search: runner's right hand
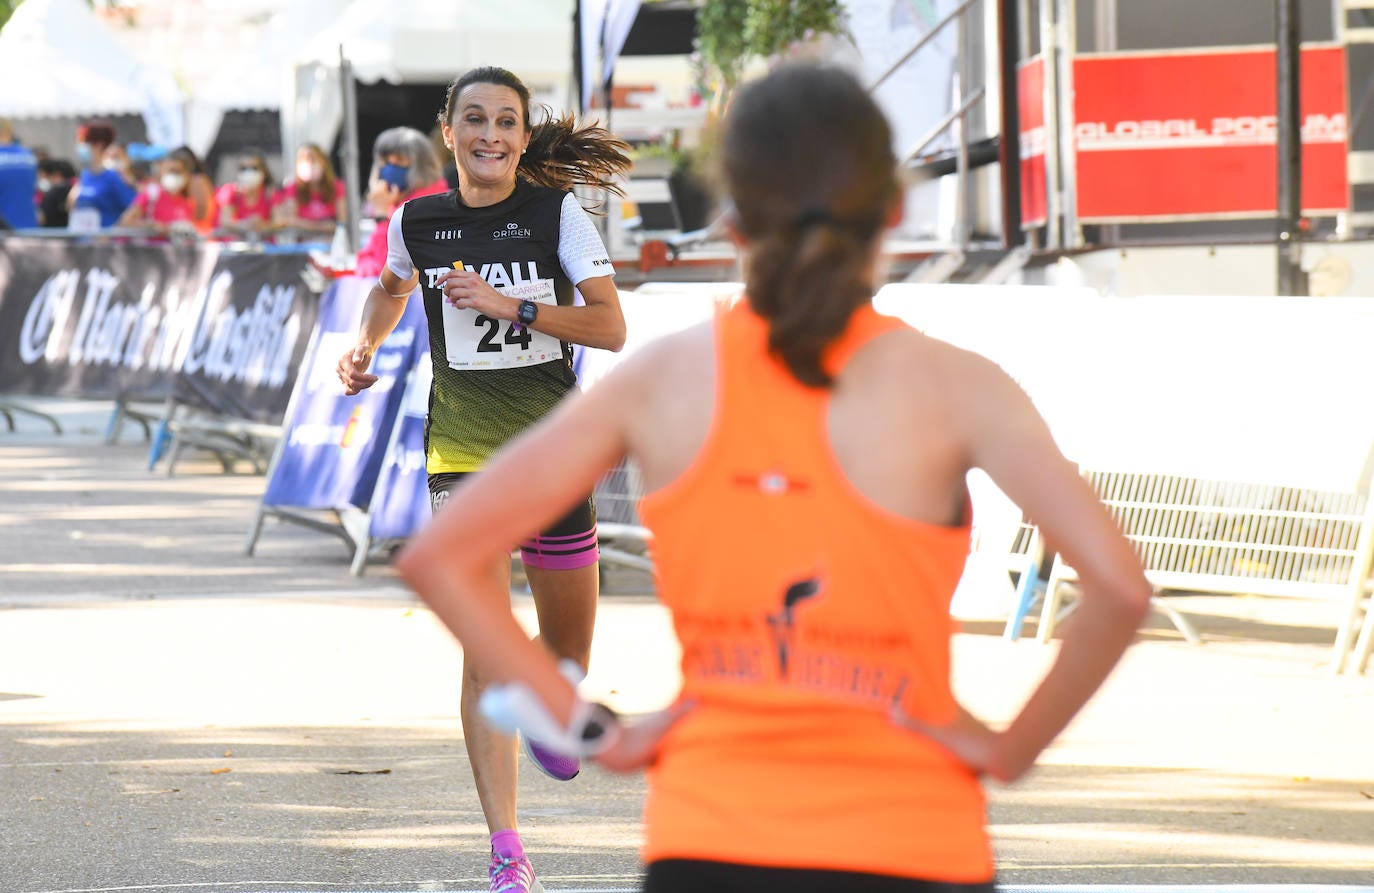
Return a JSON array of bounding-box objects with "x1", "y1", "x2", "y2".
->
[{"x1": 338, "y1": 346, "x2": 379, "y2": 396}]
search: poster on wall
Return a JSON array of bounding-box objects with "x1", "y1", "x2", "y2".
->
[{"x1": 1072, "y1": 44, "x2": 1349, "y2": 221}]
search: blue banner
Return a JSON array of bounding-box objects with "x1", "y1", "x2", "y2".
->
[
  {"x1": 367, "y1": 351, "x2": 434, "y2": 541},
  {"x1": 261, "y1": 277, "x2": 424, "y2": 512}
]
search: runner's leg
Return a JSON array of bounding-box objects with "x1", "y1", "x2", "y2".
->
[
  {"x1": 526, "y1": 563, "x2": 597, "y2": 671},
  {"x1": 459, "y1": 552, "x2": 520, "y2": 834},
  {"x1": 520, "y1": 496, "x2": 599, "y2": 779},
  {"x1": 430, "y1": 472, "x2": 523, "y2": 836}
]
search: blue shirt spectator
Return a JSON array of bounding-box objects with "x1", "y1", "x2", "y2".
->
[
  {"x1": 69, "y1": 120, "x2": 137, "y2": 229},
  {"x1": 0, "y1": 117, "x2": 38, "y2": 230},
  {"x1": 73, "y1": 167, "x2": 138, "y2": 228}
]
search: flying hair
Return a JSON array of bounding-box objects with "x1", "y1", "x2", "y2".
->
[{"x1": 440, "y1": 66, "x2": 631, "y2": 208}]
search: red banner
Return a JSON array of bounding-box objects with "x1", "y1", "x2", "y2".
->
[
  {"x1": 1017, "y1": 56, "x2": 1048, "y2": 227},
  {"x1": 1072, "y1": 45, "x2": 1348, "y2": 221}
]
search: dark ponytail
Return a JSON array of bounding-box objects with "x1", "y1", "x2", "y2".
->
[
  {"x1": 720, "y1": 63, "x2": 899, "y2": 388},
  {"x1": 520, "y1": 111, "x2": 632, "y2": 200},
  {"x1": 441, "y1": 66, "x2": 632, "y2": 208},
  {"x1": 745, "y1": 216, "x2": 884, "y2": 388}
]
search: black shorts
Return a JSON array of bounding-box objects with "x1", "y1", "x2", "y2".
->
[
  {"x1": 643, "y1": 860, "x2": 996, "y2": 893},
  {"x1": 428, "y1": 471, "x2": 598, "y2": 570}
]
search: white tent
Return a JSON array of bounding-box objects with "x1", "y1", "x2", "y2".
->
[
  {"x1": 0, "y1": 0, "x2": 184, "y2": 145},
  {"x1": 282, "y1": 0, "x2": 575, "y2": 157},
  {"x1": 295, "y1": 0, "x2": 574, "y2": 89},
  {"x1": 184, "y1": 0, "x2": 352, "y2": 156}
]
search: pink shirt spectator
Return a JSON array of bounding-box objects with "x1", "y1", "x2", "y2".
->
[
  {"x1": 216, "y1": 182, "x2": 274, "y2": 224},
  {"x1": 353, "y1": 178, "x2": 449, "y2": 277},
  {"x1": 274, "y1": 180, "x2": 344, "y2": 222},
  {"x1": 134, "y1": 185, "x2": 198, "y2": 226}
]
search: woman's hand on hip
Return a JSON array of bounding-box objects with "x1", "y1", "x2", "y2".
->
[
  {"x1": 594, "y1": 699, "x2": 695, "y2": 774},
  {"x1": 891, "y1": 703, "x2": 1018, "y2": 782}
]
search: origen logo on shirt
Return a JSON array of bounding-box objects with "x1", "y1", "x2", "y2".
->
[
  {"x1": 493, "y1": 222, "x2": 532, "y2": 240},
  {"x1": 433, "y1": 228, "x2": 461, "y2": 240}
]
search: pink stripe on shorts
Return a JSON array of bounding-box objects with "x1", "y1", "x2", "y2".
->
[{"x1": 519, "y1": 528, "x2": 600, "y2": 570}]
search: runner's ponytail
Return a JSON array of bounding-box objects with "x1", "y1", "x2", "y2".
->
[{"x1": 720, "y1": 64, "x2": 899, "y2": 388}]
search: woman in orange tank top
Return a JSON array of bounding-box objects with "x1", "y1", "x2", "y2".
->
[{"x1": 397, "y1": 63, "x2": 1151, "y2": 892}]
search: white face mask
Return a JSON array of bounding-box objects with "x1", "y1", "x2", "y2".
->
[
  {"x1": 238, "y1": 169, "x2": 264, "y2": 189},
  {"x1": 36, "y1": 178, "x2": 52, "y2": 192},
  {"x1": 296, "y1": 161, "x2": 320, "y2": 181},
  {"x1": 161, "y1": 173, "x2": 186, "y2": 193},
  {"x1": 103, "y1": 158, "x2": 122, "y2": 171}
]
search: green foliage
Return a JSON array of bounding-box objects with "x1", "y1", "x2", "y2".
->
[
  {"x1": 1, "y1": 0, "x2": 95, "y2": 33},
  {"x1": 695, "y1": 0, "x2": 752, "y2": 92},
  {"x1": 695, "y1": 0, "x2": 849, "y2": 95},
  {"x1": 0, "y1": 0, "x2": 24, "y2": 32}
]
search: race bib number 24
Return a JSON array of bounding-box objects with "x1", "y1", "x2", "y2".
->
[{"x1": 442, "y1": 275, "x2": 562, "y2": 371}]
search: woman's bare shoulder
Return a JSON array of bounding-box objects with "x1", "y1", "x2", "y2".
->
[
  {"x1": 610, "y1": 319, "x2": 715, "y2": 382},
  {"x1": 864, "y1": 324, "x2": 1013, "y2": 387}
]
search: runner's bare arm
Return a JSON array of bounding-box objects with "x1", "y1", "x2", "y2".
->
[
  {"x1": 957, "y1": 353, "x2": 1151, "y2": 781},
  {"x1": 337, "y1": 266, "x2": 418, "y2": 395}
]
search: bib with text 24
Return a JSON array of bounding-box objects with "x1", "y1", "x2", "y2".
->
[{"x1": 442, "y1": 277, "x2": 561, "y2": 370}]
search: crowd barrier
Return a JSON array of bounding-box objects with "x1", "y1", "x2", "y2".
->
[
  {"x1": 244, "y1": 276, "x2": 431, "y2": 574},
  {"x1": 1035, "y1": 469, "x2": 1374, "y2": 672},
  {"x1": 0, "y1": 235, "x2": 321, "y2": 474},
  {"x1": 883, "y1": 287, "x2": 1374, "y2": 673}
]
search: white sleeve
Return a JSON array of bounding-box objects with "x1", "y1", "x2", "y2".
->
[
  {"x1": 385, "y1": 205, "x2": 415, "y2": 279},
  {"x1": 557, "y1": 192, "x2": 615, "y2": 285}
]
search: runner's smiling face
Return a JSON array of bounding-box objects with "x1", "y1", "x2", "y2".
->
[{"x1": 445, "y1": 83, "x2": 531, "y2": 194}]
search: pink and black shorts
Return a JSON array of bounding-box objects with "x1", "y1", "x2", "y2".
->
[{"x1": 427, "y1": 471, "x2": 599, "y2": 570}]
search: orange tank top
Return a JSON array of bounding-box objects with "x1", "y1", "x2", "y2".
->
[{"x1": 637, "y1": 299, "x2": 993, "y2": 883}]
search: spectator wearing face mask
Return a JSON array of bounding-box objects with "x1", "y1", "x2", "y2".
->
[
  {"x1": 273, "y1": 143, "x2": 345, "y2": 237},
  {"x1": 117, "y1": 146, "x2": 218, "y2": 237},
  {"x1": 36, "y1": 158, "x2": 78, "y2": 228},
  {"x1": 353, "y1": 126, "x2": 449, "y2": 277},
  {"x1": 0, "y1": 117, "x2": 38, "y2": 230},
  {"x1": 67, "y1": 120, "x2": 137, "y2": 229},
  {"x1": 216, "y1": 151, "x2": 277, "y2": 236}
]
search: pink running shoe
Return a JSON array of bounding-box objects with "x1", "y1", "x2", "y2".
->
[
  {"x1": 521, "y1": 734, "x2": 581, "y2": 781},
  {"x1": 488, "y1": 851, "x2": 544, "y2": 893}
]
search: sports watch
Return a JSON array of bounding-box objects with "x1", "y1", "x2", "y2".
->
[{"x1": 517, "y1": 300, "x2": 539, "y2": 326}]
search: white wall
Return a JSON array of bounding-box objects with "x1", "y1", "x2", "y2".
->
[{"x1": 1029, "y1": 241, "x2": 1374, "y2": 299}]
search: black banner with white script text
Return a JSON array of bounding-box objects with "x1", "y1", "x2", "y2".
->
[
  {"x1": 170, "y1": 252, "x2": 319, "y2": 424},
  {"x1": 0, "y1": 238, "x2": 218, "y2": 399},
  {"x1": 0, "y1": 238, "x2": 315, "y2": 423}
]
